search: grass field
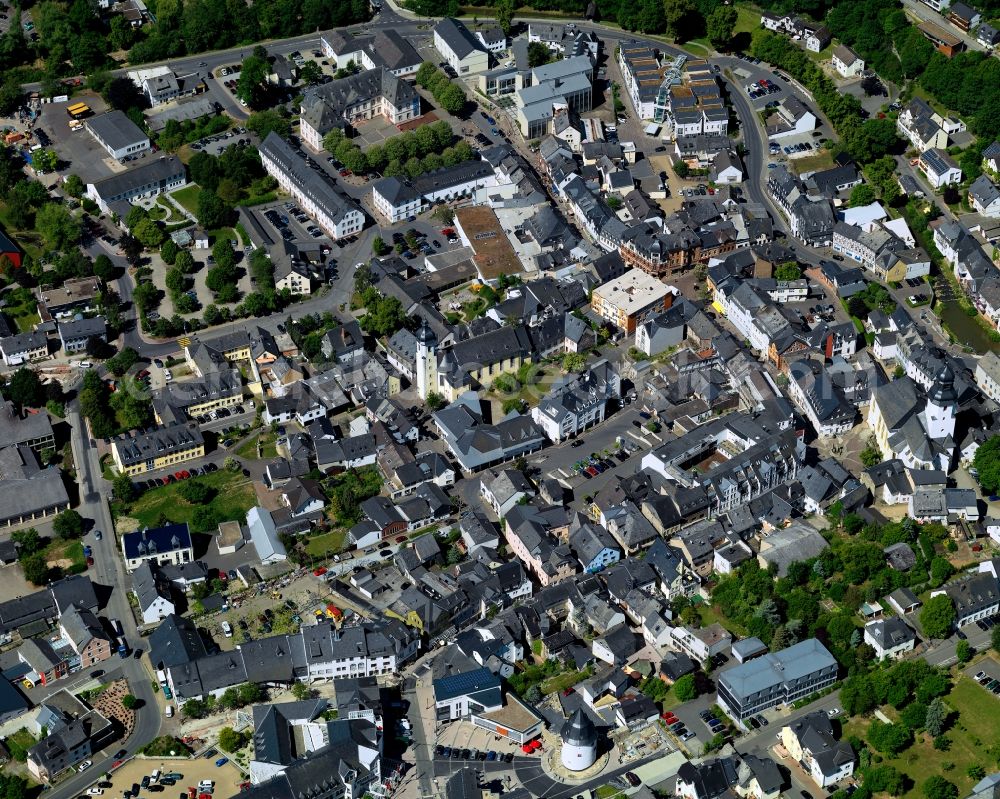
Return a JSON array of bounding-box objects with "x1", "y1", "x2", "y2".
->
[
  {"x1": 43, "y1": 538, "x2": 85, "y2": 571},
  {"x1": 541, "y1": 667, "x2": 592, "y2": 696},
  {"x1": 121, "y1": 469, "x2": 256, "y2": 529},
  {"x1": 171, "y1": 184, "x2": 202, "y2": 215},
  {"x1": 844, "y1": 677, "x2": 1000, "y2": 799},
  {"x1": 305, "y1": 529, "x2": 347, "y2": 558},
  {"x1": 236, "y1": 430, "x2": 278, "y2": 460},
  {"x1": 791, "y1": 150, "x2": 836, "y2": 175}
]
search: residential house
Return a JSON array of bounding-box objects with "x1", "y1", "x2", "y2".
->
[{"x1": 780, "y1": 711, "x2": 855, "y2": 789}]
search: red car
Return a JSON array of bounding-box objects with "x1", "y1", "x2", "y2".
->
[
  {"x1": 218, "y1": 571, "x2": 228, "y2": 581},
  {"x1": 395, "y1": 535, "x2": 407, "y2": 543},
  {"x1": 585, "y1": 466, "x2": 599, "y2": 477},
  {"x1": 181, "y1": 470, "x2": 191, "y2": 478},
  {"x1": 313, "y1": 567, "x2": 328, "y2": 576},
  {"x1": 174, "y1": 471, "x2": 185, "y2": 480},
  {"x1": 662, "y1": 712, "x2": 677, "y2": 721},
  {"x1": 111, "y1": 760, "x2": 123, "y2": 770}
]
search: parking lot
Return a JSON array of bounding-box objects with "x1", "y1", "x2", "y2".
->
[
  {"x1": 88, "y1": 754, "x2": 245, "y2": 799},
  {"x1": 33, "y1": 97, "x2": 119, "y2": 184},
  {"x1": 966, "y1": 655, "x2": 1000, "y2": 698},
  {"x1": 256, "y1": 199, "x2": 335, "y2": 253},
  {"x1": 188, "y1": 127, "x2": 254, "y2": 157}
]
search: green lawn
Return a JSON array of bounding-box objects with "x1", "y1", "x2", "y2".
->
[
  {"x1": 119, "y1": 469, "x2": 256, "y2": 530},
  {"x1": 791, "y1": 150, "x2": 837, "y2": 175},
  {"x1": 156, "y1": 194, "x2": 187, "y2": 223},
  {"x1": 171, "y1": 185, "x2": 203, "y2": 215},
  {"x1": 541, "y1": 667, "x2": 592, "y2": 696},
  {"x1": 207, "y1": 226, "x2": 237, "y2": 246},
  {"x1": 305, "y1": 529, "x2": 347, "y2": 558},
  {"x1": 43, "y1": 538, "x2": 85, "y2": 570},
  {"x1": 844, "y1": 677, "x2": 1000, "y2": 799},
  {"x1": 236, "y1": 430, "x2": 278, "y2": 460},
  {"x1": 697, "y1": 600, "x2": 750, "y2": 638}
]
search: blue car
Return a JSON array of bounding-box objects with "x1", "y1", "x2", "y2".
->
[
  {"x1": 215, "y1": 757, "x2": 229, "y2": 767},
  {"x1": 486, "y1": 751, "x2": 496, "y2": 761}
]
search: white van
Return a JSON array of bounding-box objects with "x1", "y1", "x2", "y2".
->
[
  {"x1": 165, "y1": 705, "x2": 173, "y2": 717},
  {"x1": 151, "y1": 770, "x2": 161, "y2": 783},
  {"x1": 221, "y1": 621, "x2": 233, "y2": 638}
]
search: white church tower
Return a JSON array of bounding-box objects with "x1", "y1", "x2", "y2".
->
[
  {"x1": 560, "y1": 708, "x2": 597, "y2": 771},
  {"x1": 923, "y1": 364, "x2": 957, "y2": 441},
  {"x1": 415, "y1": 319, "x2": 438, "y2": 401}
]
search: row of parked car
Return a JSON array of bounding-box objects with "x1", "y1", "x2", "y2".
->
[
  {"x1": 133, "y1": 463, "x2": 219, "y2": 493},
  {"x1": 976, "y1": 614, "x2": 1000, "y2": 631},
  {"x1": 661, "y1": 710, "x2": 696, "y2": 741},
  {"x1": 434, "y1": 746, "x2": 516, "y2": 762},
  {"x1": 746, "y1": 78, "x2": 781, "y2": 99},
  {"x1": 191, "y1": 129, "x2": 249, "y2": 151},
  {"x1": 974, "y1": 671, "x2": 1000, "y2": 694}
]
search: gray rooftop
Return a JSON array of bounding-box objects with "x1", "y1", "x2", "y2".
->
[
  {"x1": 718, "y1": 638, "x2": 837, "y2": 702},
  {"x1": 86, "y1": 110, "x2": 148, "y2": 151},
  {"x1": 259, "y1": 132, "x2": 362, "y2": 225}
]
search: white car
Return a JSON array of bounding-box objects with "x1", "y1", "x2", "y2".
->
[
  {"x1": 79, "y1": 761, "x2": 93, "y2": 772},
  {"x1": 221, "y1": 621, "x2": 233, "y2": 638},
  {"x1": 827, "y1": 707, "x2": 841, "y2": 717},
  {"x1": 164, "y1": 369, "x2": 172, "y2": 382},
  {"x1": 87, "y1": 789, "x2": 102, "y2": 795},
  {"x1": 165, "y1": 705, "x2": 174, "y2": 718},
  {"x1": 77, "y1": 361, "x2": 92, "y2": 369}
]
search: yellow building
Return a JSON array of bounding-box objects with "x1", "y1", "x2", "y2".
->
[
  {"x1": 110, "y1": 422, "x2": 205, "y2": 476},
  {"x1": 591, "y1": 269, "x2": 677, "y2": 334}
]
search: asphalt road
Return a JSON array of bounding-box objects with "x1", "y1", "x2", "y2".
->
[{"x1": 52, "y1": 410, "x2": 161, "y2": 799}]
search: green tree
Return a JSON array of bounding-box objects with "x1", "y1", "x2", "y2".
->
[
  {"x1": 36, "y1": 203, "x2": 82, "y2": 250},
  {"x1": 924, "y1": 697, "x2": 947, "y2": 737},
  {"x1": 246, "y1": 109, "x2": 290, "y2": 140},
  {"x1": 12, "y1": 528, "x2": 42, "y2": 557},
  {"x1": 495, "y1": 0, "x2": 515, "y2": 36},
  {"x1": 133, "y1": 217, "x2": 165, "y2": 249},
  {"x1": 867, "y1": 720, "x2": 912, "y2": 755},
  {"x1": 160, "y1": 238, "x2": 179, "y2": 265},
  {"x1": 973, "y1": 436, "x2": 1000, "y2": 494},
  {"x1": 955, "y1": 639, "x2": 972, "y2": 663},
  {"x1": 121, "y1": 694, "x2": 138, "y2": 709},
  {"x1": 291, "y1": 682, "x2": 312, "y2": 701},
  {"x1": 63, "y1": 174, "x2": 85, "y2": 198},
  {"x1": 849, "y1": 184, "x2": 878, "y2": 208},
  {"x1": 372, "y1": 236, "x2": 388, "y2": 256},
  {"x1": 218, "y1": 727, "x2": 246, "y2": 752},
  {"x1": 175, "y1": 250, "x2": 196, "y2": 274},
  {"x1": 197, "y1": 190, "x2": 233, "y2": 230},
  {"x1": 992, "y1": 624, "x2": 1000, "y2": 654},
  {"x1": 179, "y1": 481, "x2": 212, "y2": 503},
  {"x1": 53, "y1": 509, "x2": 84, "y2": 540},
  {"x1": 923, "y1": 777, "x2": 957, "y2": 799},
  {"x1": 426, "y1": 392, "x2": 446, "y2": 411},
  {"x1": 527, "y1": 42, "x2": 550, "y2": 67},
  {"x1": 299, "y1": 61, "x2": 323, "y2": 85},
  {"x1": 20, "y1": 553, "x2": 49, "y2": 585},
  {"x1": 32, "y1": 150, "x2": 58, "y2": 173},
  {"x1": 113, "y1": 472, "x2": 136, "y2": 502},
  {"x1": 673, "y1": 673, "x2": 697, "y2": 702},
  {"x1": 706, "y1": 6, "x2": 737, "y2": 49},
  {"x1": 920, "y1": 594, "x2": 955, "y2": 639},
  {"x1": 7, "y1": 368, "x2": 45, "y2": 409},
  {"x1": 236, "y1": 49, "x2": 269, "y2": 106},
  {"x1": 94, "y1": 254, "x2": 116, "y2": 282},
  {"x1": 774, "y1": 262, "x2": 802, "y2": 281},
  {"x1": 673, "y1": 160, "x2": 690, "y2": 178},
  {"x1": 663, "y1": 0, "x2": 696, "y2": 41}
]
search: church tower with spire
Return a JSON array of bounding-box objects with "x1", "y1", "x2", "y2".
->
[
  {"x1": 415, "y1": 319, "x2": 437, "y2": 401},
  {"x1": 923, "y1": 364, "x2": 957, "y2": 441}
]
